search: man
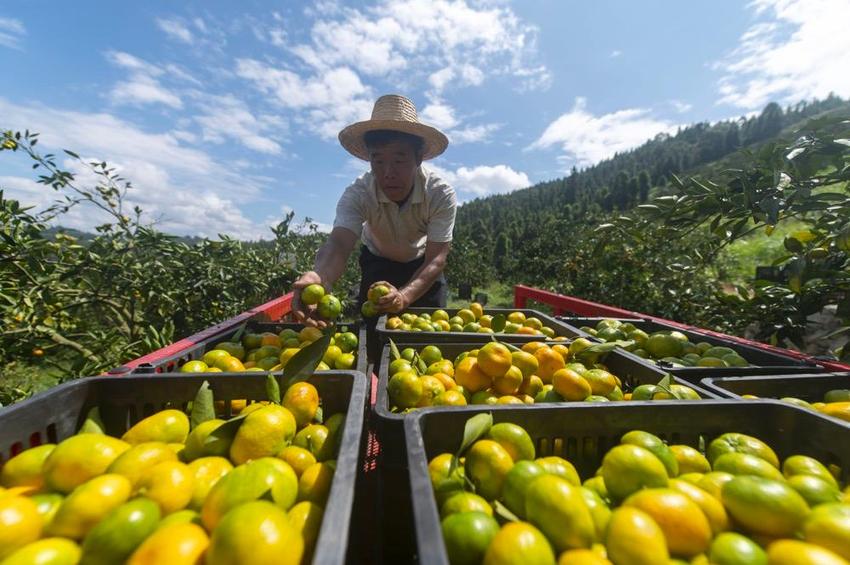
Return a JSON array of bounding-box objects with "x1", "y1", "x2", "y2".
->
[{"x1": 292, "y1": 94, "x2": 457, "y2": 334}]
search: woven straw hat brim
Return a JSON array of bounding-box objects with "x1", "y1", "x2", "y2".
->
[{"x1": 339, "y1": 119, "x2": 449, "y2": 161}]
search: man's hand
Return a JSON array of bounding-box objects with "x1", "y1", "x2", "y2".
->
[
  {"x1": 370, "y1": 281, "x2": 410, "y2": 314},
  {"x1": 291, "y1": 271, "x2": 328, "y2": 328}
]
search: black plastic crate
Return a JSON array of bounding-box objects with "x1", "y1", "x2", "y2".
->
[
  {"x1": 0, "y1": 371, "x2": 368, "y2": 565},
  {"x1": 374, "y1": 342, "x2": 717, "y2": 469},
  {"x1": 700, "y1": 373, "x2": 850, "y2": 429},
  {"x1": 404, "y1": 400, "x2": 850, "y2": 565},
  {"x1": 562, "y1": 317, "x2": 823, "y2": 381},
  {"x1": 376, "y1": 307, "x2": 590, "y2": 346},
  {"x1": 129, "y1": 320, "x2": 368, "y2": 376}
]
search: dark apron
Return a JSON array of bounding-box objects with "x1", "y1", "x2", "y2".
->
[{"x1": 358, "y1": 245, "x2": 447, "y2": 360}]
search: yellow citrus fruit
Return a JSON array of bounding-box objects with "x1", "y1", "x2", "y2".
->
[
  {"x1": 187, "y1": 456, "x2": 233, "y2": 511},
  {"x1": 534, "y1": 347, "x2": 565, "y2": 383},
  {"x1": 518, "y1": 374, "x2": 544, "y2": 398},
  {"x1": 80, "y1": 497, "x2": 161, "y2": 564},
  {"x1": 334, "y1": 352, "x2": 356, "y2": 370},
  {"x1": 582, "y1": 369, "x2": 618, "y2": 397},
  {"x1": 440, "y1": 491, "x2": 493, "y2": 519},
  {"x1": 721, "y1": 475, "x2": 810, "y2": 538},
  {"x1": 278, "y1": 446, "x2": 317, "y2": 478},
  {"x1": 552, "y1": 368, "x2": 591, "y2": 401},
  {"x1": 707, "y1": 433, "x2": 779, "y2": 468},
  {"x1": 620, "y1": 431, "x2": 678, "y2": 478},
  {"x1": 507, "y1": 311, "x2": 526, "y2": 324},
  {"x1": 293, "y1": 424, "x2": 334, "y2": 462},
  {"x1": 525, "y1": 474, "x2": 595, "y2": 552},
  {"x1": 605, "y1": 506, "x2": 669, "y2": 565},
  {"x1": 454, "y1": 357, "x2": 492, "y2": 393},
  {"x1": 521, "y1": 341, "x2": 547, "y2": 354},
  {"x1": 496, "y1": 396, "x2": 522, "y2": 404},
  {"x1": 511, "y1": 350, "x2": 539, "y2": 379},
  {"x1": 802, "y1": 503, "x2": 850, "y2": 560},
  {"x1": 783, "y1": 455, "x2": 839, "y2": 487},
  {"x1": 418, "y1": 375, "x2": 447, "y2": 407},
  {"x1": 0, "y1": 444, "x2": 55, "y2": 490},
  {"x1": 279, "y1": 347, "x2": 300, "y2": 367},
  {"x1": 766, "y1": 539, "x2": 848, "y2": 564},
  {"x1": 431, "y1": 372, "x2": 457, "y2": 391},
  {"x1": 1, "y1": 538, "x2": 81, "y2": 565},
  {"x1": 468, "y1": 303, "x2": 484, "y2": 319},
  {"x1": 669, "y1": 478, "x2": 729, "y2": 535},
  {"x1": 298, "y1": 462, "x2": 334, "y2": 506},
  {"x1": 579, "y1": 488, "x2": 611, "y2": 543},
  {"x1": 557, "y1": 549, "x2": 611, "y2": 564},
  {"x1": 670, "y1": 444, "x2": 711, "y2": 475},
  {"x1": 552, "y1": 343, "x2": 570, "y2": 359},
  {"x1": 230, "y1": 405, "x2": 297, "y2": 465},
  {"x1": 43, "y1": 434, "x2": 130, "y2": 493},
  {"x1": 137, "y1": 461, "x2": 194, "y2": 515},
  {"x1": 288, "y1": 501, "x2": 324, "y2": 561},
  {"x1": 0, "y1": 495, "x2": 42, "y2": 560},
  {"x1": 47, "y1": 474, "x2": 132, "y2": 539},
  {"x1": 156, "y1": 509, "x2": 199, "y2": 530},
  {"x1": 30, "y1": 493, "x2": 62, "y2": 524},
  {"x1": 388, "y1": 370, "x2": 423, "y2": 409},
  {"x1": 708, "y1": 532, "x2": 766, "y2": 565},
  {"x1": 442, "y1": 511, "x2": 499, "y2": 565},
  {"x1": 492, "y1": 366, "x2": 524, "y2": 396},
  {"x1": 486, "y1": 423, "x2": 535, "y2": 462},
  {"x1": 623, "y1": 488, "x2": 712, "y2": 557},
  {"x1": 207, "y1": 500, "x2": 302, "y2": 565},
  {"x1": 433, "y1": 390, "x2": 468, "y2": 406},
  {"x1": 201, "y1": 458, "x2": 298, "y2": 531},
  {"x1": 713, "y1": 452, "x2": 784, "y2": 481},
  {"x1": 524, "y1": 317, "x2": 543, "y2": 330},
  {"x1": 106, "y1": 442, "x2": 178, "y2": 487},
  {"x1": 127, "y1": 522, "x2": 209, "y2": 565},
  {"x1": 215, "y1": 356, "x2": 246, "y2": 372},
  {"x1": 821, "y1": 402, "x2": 850, "y2": 422},
  {"x1": 477, "y1": 342, "x2": 513, "y2": 378},
  {"x1": 122, "y1": 409, "x2": 190, "y2": 445},
  {"x1": 788, "y1": 474, "x2": 841, "y2": 506},
  {"x1": 182, "y1": 419, "x2": 228, "y2": 461},
  {"x1": 483, "y1": 521, "x2": 555, "y2": 565},
  {"x1": 464, "y1": 440, "x2": 514, "y2": 501},
  {"x1": 536, "y1": 457, "x2": 580, "y2": 486},
  {"x1": 428, "y1": 359, "x2": 455, "y2": 377},
  {"x1": 300, "y1": 284, "x2": 325, "y2": 306},
  {"x1": 601, "y1": 444, "x2": 668, "y2": 501},
  {"x1": 282, "y1": 382, "x2": 320, "y2": 428},
  {"x1": 299, "y1": 326, "x2": 323, "y2": 343}
]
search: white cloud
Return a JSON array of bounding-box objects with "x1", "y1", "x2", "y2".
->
[
  {"x1": 156, "y1": 17, "x2": 194, "y2": 44},
  {"x1": 529, "y1": 97, "x2": 676, "y2": 168},
  {"x1": 0, "y1": 16, "x2": 25, "y2": 50},
  {"x1": 420, "y1": 102, "x2": 459, "y2": 130},
  {"x1": 609, "y1": 50, "x2": 622, "y2": 58},
  {"x1": 0, "y1": 98, "x2": 274, "y2": 239},
  {"x1": 671, "y1": 100, "x2": 693, "y2": 113},
  {"x1": 194, "y1": 95, "x2": 286, "y2": 154},
  {"x1": 450, "y1": 123, "x2": 502, "y2": 144},
  {"x1": 715, "y1": 0, "x2": 850, "y2": 109},
  {"x1": 105, "y1": 51, "x2": 184, "y2": 109},
  {"x1": 110, "y1": 75, "x2": 183, "y2": 109},
  {"x1": 428, "y1": 163, "x2": 529, "y2": 198},
  {"x1": 235, "y1": 59, "x2": 374, "y2": 139}
]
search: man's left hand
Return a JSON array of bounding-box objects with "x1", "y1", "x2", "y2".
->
[{"x1": 371, "y1": 281, "x2": 410, "y2": 314}]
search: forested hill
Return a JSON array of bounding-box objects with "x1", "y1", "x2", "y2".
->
[{"x1": 453, "y1": 95, "x2": 850, "y2": 251}]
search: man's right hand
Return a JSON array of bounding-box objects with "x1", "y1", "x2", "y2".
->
[{"x1": 291, "y1": 271, "x2": 327, "y2": 328}]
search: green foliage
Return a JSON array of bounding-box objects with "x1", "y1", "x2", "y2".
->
[
  {"x1": 615, "y1": 115, "x2": 850, "y2": 356},
  {"x1": 0, "y1": 129, "x2": 339, "y2": 399}
]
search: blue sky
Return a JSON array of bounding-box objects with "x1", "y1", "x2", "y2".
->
[{"x1": 1, "y1": 0, "x2": 848, "y2": 239}]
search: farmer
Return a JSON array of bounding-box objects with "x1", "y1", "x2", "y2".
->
[{"x1": 291, "y1": 94, "x2": 457, "y2": 338}]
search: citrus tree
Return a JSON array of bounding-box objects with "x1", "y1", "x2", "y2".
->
[
  {"x1": 607, "y1": 116, "x2": 850, "y2": 358},
  {"x1": 1, "y1": 129, "x2": 315, "y2": 401}
]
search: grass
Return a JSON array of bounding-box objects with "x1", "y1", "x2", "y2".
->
[
  {"x1": 447, "y1": 281, "x2": 514, "y2": 309},
  {"x1": 0, "y1": 361, "x2": 64, "y2": 406},
  {"x1": 714, "y1": 219, "x2": 808, "y2": 284}
]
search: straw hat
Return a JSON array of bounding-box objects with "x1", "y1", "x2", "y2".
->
[{"x1": 338, "y1": 94, "x2": 449, "y2": 161}]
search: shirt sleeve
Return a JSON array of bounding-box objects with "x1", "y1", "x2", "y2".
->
[
  {"x1": 333, "y1": 179, "x2": 366, "y2": 237},
  {"x1": 427, "y1": 182, "x2": 457, "y2": 243}
]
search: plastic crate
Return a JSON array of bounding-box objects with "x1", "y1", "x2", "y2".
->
[
  {"x1": 374, "y1": 342, "x2": 718, "y2": 469},
  {"x1": 129, "y1": 320, "x2": 368, "y2": 376},
  {"x1": 376, "y1": 307, "x2": 590, "y2": 346},
  {"x1": 0, "y1": 371, "x2": 368, "y2": 565},
  {"x1": 404, "y1": 400, "x2": 850, "y2": 565},
  {"x1": 561, "y1": 317, "x2": 823, "y2": 381}
]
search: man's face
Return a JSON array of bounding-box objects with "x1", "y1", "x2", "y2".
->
[{"x1": 368, "y1": 140, "x2": 421, "y2": 203}]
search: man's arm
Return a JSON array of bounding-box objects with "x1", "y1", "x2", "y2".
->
[
  {"x1": 374, "y1": 241, "x2": 451, "y2": 313},
  {"x1": 292, "y1": 227, "x2": 358, "y2": 325}
]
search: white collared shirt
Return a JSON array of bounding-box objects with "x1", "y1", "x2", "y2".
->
[{"x1": 332, "y1": 166, "x2": 457, "y2": 263}]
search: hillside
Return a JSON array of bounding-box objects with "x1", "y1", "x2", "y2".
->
[{"x1": 449, "y1": 96, "x2": 850, "y2": 287}]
